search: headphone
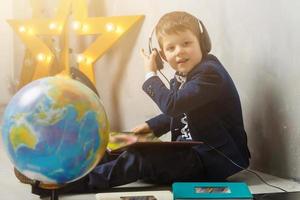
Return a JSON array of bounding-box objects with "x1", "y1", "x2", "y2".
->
[{"x1": 148, "y1": 19, "x2": 211, "y2": 70}]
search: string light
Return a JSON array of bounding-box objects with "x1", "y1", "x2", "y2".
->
[
  {"x1": 18, "y1": 26, "x2": 35, "y2": 35},
  {"x1": 46, "y1": 55, "x2": 52, "y2": 63},
  {"x1": 76, "y1": 54, "x2": 86, "y2": 63},
  {"x1": 86, "y1": 57, "x2": 93, "y2": 65},
  {"x1": 18, "y1": 26, "x2": 26, "y2": 33},
  {"x1": 82, "y1": 24, "x2": 89, "y2": 32},
  {"x1": 116, "y1": 26, "x2": 124, "y2": 34},
  {"x1": 76, "y1": 54, "x2": 93, "y2": 65},
  {"x1": 48, "y1": 22, "x2": 58, "y2": 30},
  {"x1": 72, "y1": 20, "x2": 81, "y2": 30},
  {"x1": 58, "y1": 25, "x2": 63, "y2": 32},
  {"x1": 105, "y1": 23, "x2": 116, "y2": 32},
  {"x1": 36, "y1": 53, "x2": 46, "y2": 62},
  {"x1": 36, "y1": 53, "x2": 52, "y2": 63},
  {"x1": 27, "y1": 28, "x2": 34, "y2": 35}
]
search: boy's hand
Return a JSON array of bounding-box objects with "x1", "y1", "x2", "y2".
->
[
  {"x1": 131, "y1": 122, "x2": 152, "y2": 135},
  {"x1": 140, "y1": 48, "x2": 158, "y2": 73}
]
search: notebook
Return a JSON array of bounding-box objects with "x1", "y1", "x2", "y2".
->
[{"x1": 95, "y1": 190, "x2": 172, "y2": 200}]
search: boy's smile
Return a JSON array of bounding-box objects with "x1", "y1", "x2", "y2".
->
[
  {"x1": 161, "y1": 30, "x2": 203, "y2": 75},
  {"x1": 177, "y1": 58, "x2": 189, "y2": 64}
]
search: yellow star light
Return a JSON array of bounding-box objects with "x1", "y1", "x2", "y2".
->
[
  {"x1": 7, "y1": 5, "x2": 65, "y2": 87},
  {"x1": 13, "y1": 0, "x2": 58, "y2": 89},
  {"x1": 8, "y1": 0, "x2": 144, "y2": 87}
]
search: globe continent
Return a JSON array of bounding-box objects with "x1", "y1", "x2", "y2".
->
[{"x1": 1, "y1": 76, "x2": 109, "y2": 185}]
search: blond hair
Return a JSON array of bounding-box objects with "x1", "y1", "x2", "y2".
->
[{"x1": 155, "y1": 11, "x2": 201, "y2": 49}]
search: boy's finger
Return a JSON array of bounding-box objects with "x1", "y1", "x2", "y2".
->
[
  {"x1": 152, "y1": 49, "x2": 158, "y2": 56},
  {"x1": 140, "y1": 48, "x2": 149, "y2": 58}
]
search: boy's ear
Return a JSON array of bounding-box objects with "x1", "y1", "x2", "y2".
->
[{"x1": 159, "y1": 50, "x2": 167, "y2": 61}]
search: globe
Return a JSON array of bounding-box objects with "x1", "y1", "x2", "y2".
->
[{"x1": 1, "y1": 76, "x2": 109, "y2": 186}]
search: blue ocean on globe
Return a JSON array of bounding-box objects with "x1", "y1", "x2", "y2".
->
[{"x1": 1, "y1": 76, "x2": 109, "y2": 185}]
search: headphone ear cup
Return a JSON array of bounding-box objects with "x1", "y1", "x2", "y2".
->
[{"x1": 198, "y1": 20, "x2": 211, "y2": 54}]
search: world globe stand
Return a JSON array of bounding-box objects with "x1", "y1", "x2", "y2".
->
[
  {"x1": 32, "y1": 180, "x2": 61, "y2": 200},
  {"x1": 14, "y1": 169, "x2": 61, "y2": 200},
  {"x1": 50, "y1": 189, "x2": 59, "y2": 200}
]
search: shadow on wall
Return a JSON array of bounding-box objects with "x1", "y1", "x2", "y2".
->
[
  {"x1": 101, "y1": 20, "x2": 144, "y2": 131},
  {"x1": 248, "y1": 70, "x2": 289, "y2": 178},
  {"x1": 75, "y1": 1, "x2": 144, "y2": 131}
]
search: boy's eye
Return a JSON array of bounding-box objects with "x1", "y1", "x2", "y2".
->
[
  {"x1": 183, "y1": 41, "x2": 191, "y2": 46},
  {"x1": 166, "y1": 46, "x2": 174, "y2": 51}
]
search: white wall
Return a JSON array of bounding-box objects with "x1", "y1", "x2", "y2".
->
[
  {"x1": 0, "y1": 1, "x2": 14, "y2": 106},
  {"x1": 5, "y1": 0, "x2": 300, "y2": 180}
]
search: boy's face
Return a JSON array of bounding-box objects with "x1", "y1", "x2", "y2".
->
[{"x1": 161, "y1": 30, "x2": 202, "y2": 75}]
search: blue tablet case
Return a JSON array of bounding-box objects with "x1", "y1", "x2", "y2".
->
[{"x1": 172, "y1": 182, "x2": 252, "y2": 199}]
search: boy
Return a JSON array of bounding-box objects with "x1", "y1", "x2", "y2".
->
[
  {"x1": 133, "y1": 11, "x2": 250, "y2": 180},
  {"x1": 29, "y1": 11, "x2": 250, "y2": 196}
]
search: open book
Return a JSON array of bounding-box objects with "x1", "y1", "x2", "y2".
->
[
  {"x1": 107, "y1": 132, "x2": 160, "y2": 153},
  {"x1": 107, "y1": 132, "x2": 203, "y2": 154}
]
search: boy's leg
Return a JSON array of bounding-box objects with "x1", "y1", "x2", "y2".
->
[
  {"x1": 139, "y1": 147, "x2": 205, "y2": 184},
  {"x1": 88, "y1": 147, "x2": 205, "y2": 189},
  {"x1": 199, "y1": 139, "x2": 249, "y2": 181},
  {"x1": 88, "y1": 150, "x2": 144, "y2": 189},
  {"x1": 32, "y1": 147, "x2": 205, "y2": 196}
]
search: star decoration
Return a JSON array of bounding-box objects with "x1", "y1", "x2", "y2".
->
[{"x1": 8, "y1": 0, "x2": 144, "y2": 87}]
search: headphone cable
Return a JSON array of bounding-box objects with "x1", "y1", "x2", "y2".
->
[
  {"x1": 158, "y1": 69, "x2": 170, "y2": 84},
  {"x1": 203, "y1": 142, "x2": 288, "y2": 193},
  {"x1": 155, "y1": 64, "x2": 287, "y2": 193},
  {"x1": 155, "y1": 67, "x2": 287, "y2": 193}
]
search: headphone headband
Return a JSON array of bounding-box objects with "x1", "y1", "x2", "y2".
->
[
  {"x1": 198, "y1": 20, "x2": 211, "y2": 54},
  {"x1": 148, "y1": 19, "x2": 211, "y2": 55}
]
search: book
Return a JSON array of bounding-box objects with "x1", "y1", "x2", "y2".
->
[
  {"x1": 95, "y1": 191, "x2": 173, "y2": 200},
  {"x1": 107, "y1": 132, "x2": 160, "y2": 153},
  {"x1": 172, "y1": 182, "x2": 253, "y2": 200},
  {"x1": 107, "y1": 132, "x2": 203, "y2": 154}
]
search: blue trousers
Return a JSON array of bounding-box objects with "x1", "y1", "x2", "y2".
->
[
  {"x1": 32, "y1": 144, "x2": 247, "y2": 197},
  {"x1": 32, "y1": 147, "x2": 204, "y2": 196},
  {"x1": 89, "y1": 147, "x2": 205, "y2": 189}
]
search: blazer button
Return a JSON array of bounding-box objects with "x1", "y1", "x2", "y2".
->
[
  {"x1": 147, "y1": 85, "x2": 152, "y2": 94},
  {"x1": 151, "y1": 91, "x2": 155, "y2": 97}
]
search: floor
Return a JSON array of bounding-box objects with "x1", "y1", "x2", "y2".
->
[{"x1": 1, "y1": 136, "x2": 300, "y2": 200}]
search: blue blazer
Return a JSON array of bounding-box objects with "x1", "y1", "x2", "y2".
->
[{"x1": 143, "y1": 54, "x2": 250, "y2": 179}]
